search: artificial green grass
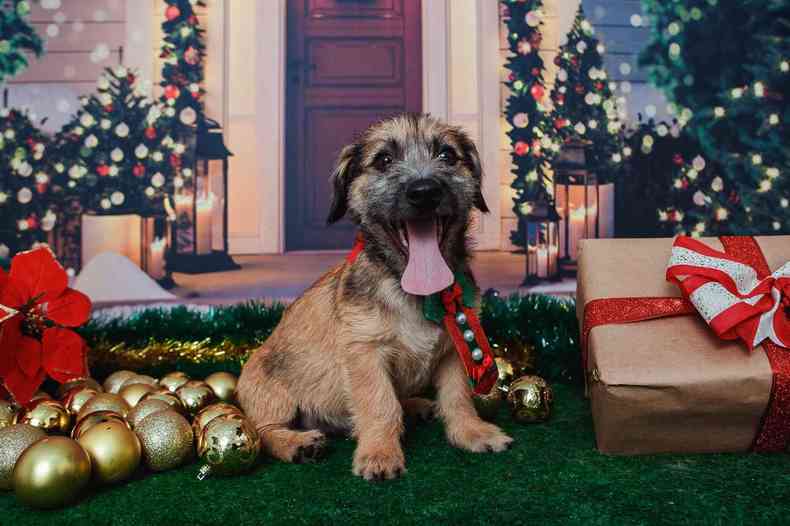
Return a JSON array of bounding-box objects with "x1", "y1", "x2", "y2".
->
[{"x1": 3, "y1": 383, "x2": 790, "y2": 526}]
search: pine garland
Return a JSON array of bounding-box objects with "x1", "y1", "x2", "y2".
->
[{"x1": 0, "y1": 0, "x2": 43, "y2": 84}]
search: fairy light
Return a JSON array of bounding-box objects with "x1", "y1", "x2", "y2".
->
[{"x1": 714, "y1": 107, "x2": 725, "y2": 118}]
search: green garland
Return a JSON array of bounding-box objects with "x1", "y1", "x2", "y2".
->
[
  {"x1": 79, "y1": 294, "x2": 581, "y2": 385},
  {"x1": 0, "y1": 0, "x2": 43, "y2": 84}
]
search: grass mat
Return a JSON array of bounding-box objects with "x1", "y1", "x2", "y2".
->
[{"x1": 2, "y1": 383, "x2": 790, "y2": 526}]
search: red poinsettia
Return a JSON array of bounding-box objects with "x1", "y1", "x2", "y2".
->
[{"x1": 0, "y1": 247, "x2": 91, "y2": 404}]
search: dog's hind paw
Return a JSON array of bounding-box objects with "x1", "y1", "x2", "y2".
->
[
  {"x1": 285, "y1": 430, "x2": 327, "y2": 464},
  {"x1": 352, "y1": 446, "x2": 406, "y2": 481},
  {"x1": 401, "y1": 397, "x2": 436, "y2": 423},
  {"x1": 447, "y1": 420, "x2": 513, "y2": 453}
]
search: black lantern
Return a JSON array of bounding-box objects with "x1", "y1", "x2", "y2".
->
[
  {"x1": 522, "y1": 198, "x2": 561, "y2": 286},
  {"x1": 167, "y1": 119, "x2": 240, "y2": 274}
]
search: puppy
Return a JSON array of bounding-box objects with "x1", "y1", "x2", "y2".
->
[{"x1": 236, "y1": 114, "x2": 513, "y2": 480}]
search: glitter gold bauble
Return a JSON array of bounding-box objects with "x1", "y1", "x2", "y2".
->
[
  {"x1": 15, "y1": 400, "x2": 71, "y2": 434},
  {"x1": 56, "y1": 377, "x2": 102, "y2": 399},
  {"x1": 103, "y1": 370, "x2": 136, "y2": 394},
  {"x1": 61, "y1": 388, "x2": 98, "y2": 417},
  {"x1": 120, "y1": 374, "x2": 158, "y2": 389},
  {"x1": 135, "y1": 410, "x2": 194, "y2": 471},
  {"x1": 204, "y1": 372, "x2": 238, "y2": 402},
  {"x1": 77, "y1": 393, "x2": 131, "y2": 421},
  {"x1": 0, "y1": 400, "x2": 19, "y2": 429},
  {"x1": 473, "y1": 386, "x2": 506, "y2": 422},
  {"x1": 128, "y1": 399, "x2": 171, "y2": 429},
  {"x1": 0, "y1": 424, "x2": 46, "y2": 490},
  {"x1": 13, "y1": 436, "x2": 91, "y2": 509},
  {"x1": 77, "y1": 419, "x2": 141, "y2": 484},
  {"x1": 140, "y1": 391, "x2": 184, "y2": 413},
  {"x1": 506, "y1": 375, "x2": 553, "y2": 424},
  {"x1": 176, "y1": 382, "x2": 216, "y2": 416},
  {"x1": 197, "y1": 414, "x2": 260, "y2": 479},
  {"x1": 193, "y1": 403, "x2": 242, "y2": 447},
  {"x1": 72, "y1": 411, "x2": 130, "y2": 440},
  {"x1": 159, "y1": 371, "x2": 190, "y2": 393},
  {"x1": 119, "y1": 383, "x2": 156, "y2": 407}
]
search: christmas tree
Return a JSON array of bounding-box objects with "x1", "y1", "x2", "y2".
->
[
  {"x1": 0, "y1": 0, "x2": 43, "y2": 84},
  {"x1": 641, "y1": 0, "x2": 789, "y2": 234},
  {"x1": 56, "y1": 67, "x2": 176, "y2": 216},
  {"x1": 501, "y1": 0, "x2": 561, "y2": 248},
  {"x1": 0, "y1": 108, "x2": 60, "y2": 261},
  {"x1": 550, "y1": 6, "x2": 624, "y2": 179},
  {"x1": 160, "y1": 0, "x2": 206, "y2": 133}
]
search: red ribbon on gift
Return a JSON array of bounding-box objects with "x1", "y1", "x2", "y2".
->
[{"x1": 582, "y1": 236, "x2": 790, "y2": 452}]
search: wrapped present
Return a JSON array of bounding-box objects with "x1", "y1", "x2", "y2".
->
[{"x1": 577, "y1": 235, "x2": 790, "y2": 455}]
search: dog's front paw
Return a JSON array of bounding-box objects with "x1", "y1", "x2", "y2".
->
[
  {"x1": 352, "y1": 445, "x2": 406, "y2": 481},
  {"x1": 447, "y1": 420, "x2": 513, "y2": 453}
]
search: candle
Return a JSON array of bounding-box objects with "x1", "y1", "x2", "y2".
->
[
  {"x1": 173, "y1": 193, "x2": 192, "y2": 221},
  {"x1": 568, "y1": 207, "x2": 587, "y2": 260},
  {"x1": 527, "y1": 245, "x2": 537, "y2": 277},
  {"x1": 148, "y1": 237, "x2": 166, "y2": 280},
  {"x1": 536, "y1": 245, "x2": 548, "y2": 278},
  {"x1": 548, "y1": 243, "x2": 559, "y2": 277},
  {"x1": 195, "y1": 193, "x2": 214, "y2": 255}
]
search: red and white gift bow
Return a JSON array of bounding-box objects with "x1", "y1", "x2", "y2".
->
[{"x1": 667, "y1": 236, "x2": 790, "y2": 350}]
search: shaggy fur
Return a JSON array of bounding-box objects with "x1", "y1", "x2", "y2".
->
[{"x1": 236, "y1": 114, "x2": 513, "y2": 480}]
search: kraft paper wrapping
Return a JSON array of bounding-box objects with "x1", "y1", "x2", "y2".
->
[{"x1": 576, "y1": 236, "x2": 790, "y2": 455}]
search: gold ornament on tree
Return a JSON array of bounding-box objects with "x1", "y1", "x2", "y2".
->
[
  {"x1": 159, "y1": 371, "x2": 190, "y2": 393},
  {"x1": 0, "y1": 424, "x2": 46, "y2": 490},
  {"x1": 204, "y1": 372, "x2": 238, "y2": 402},
  {"x1": 0, "y1": 400, "x2": 19, "y2": 429},
  {"x1": 128, "y1": 399, "x2": 172, "y2": 428},
  {"x1": 15, "y1": 400, "x2": 71, "y2": 434},
  {"x1": 13, "y1": 437, "x2": 92, "y2": 509},
  {"x1": 176, "y1": 382, "x2": 216, "y2": 415},
  {"x1": 135, "y1": 410, "x2": 194, "y2": 471},
  {"x1": 506, "y1": 375, "x2": 553, "y2": 423},
  {"x1": 103, "y1": 370, "x2": 137, "y2": 394},
  {"x1": 197, "y1": 414, "x2": 260, "y2": 479},
  {"x1": 77, "y1": 419, "x2": 142, "y2": 484}
]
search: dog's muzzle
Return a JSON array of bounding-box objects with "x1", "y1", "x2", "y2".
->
[{"x1": 406, "y1": 178, "x2": 443, "y2": 212}]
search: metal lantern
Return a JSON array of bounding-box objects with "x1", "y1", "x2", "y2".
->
[
  {"x1": 522, "y1": 199, "x2": 561, "y2": 286},
  {"x1": 167, "y1": 119, "x2": 240, "y2": 273}
]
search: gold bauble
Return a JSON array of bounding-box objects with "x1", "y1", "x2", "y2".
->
[
  {"x1": 473, "y1": 386, "x2": 506, "y2": 422},
  {"x1": 197, "y1": 414, "x2": 260, "y2": 479},
  {"x1": 0, "y1": 424, "x2": 46, "y2": 490},
  {"x1": 496, "y1": 341, "x2": 536, "y2": 378},
  {"x1": 140, "y1": 391, "x2": 184, "y2": 413},
  {"x1": 159, "y1": 371, "x2": 190, "y2": 393},
  {"x1": 135, "y1": 410, "x2": 194, "y2": 471},
  {"x1": 119, "y1": 383, "x2": 156, "y2": 407},
  {"x1": 176, "y1": 382, "x2": 216, "y2": 416},
  {"x1": 61, "y1": 388, "x2": 98, "y2": 416},
  {"x1": 15, "y1": 400, "x2": 71, "y2": 434},
  {"x1": 120, "y1": 374, "x2": 158, "y2": 389},
  {"x1": 204, "y1": 372, "x2": 238, "y2": 402},
  {"x1": 193, "y1": 403, "x2": 242, "y2": 447},
  {"x1": 77, "y1": 393, "x2": 131, "y2": 421},
  {"x1": 0, "y1": 400, "x2": 19, "y2": 429},
  {"x1": 30, "y1": 391, "x2": 52, "y2": 402},
  {"x1": 495, "y1": 357, "x2": 516, "y2": 386},
  {"x1": 13, "y1": 436, "x2": 91, "y2": 509},
  {"x1": 55, "y1": 377, "x2": 102, "y2": 399},
  {"x1": 506, "y1": 375, "x2": 553, "y2": 424},
  {"x1": 72, "y1": 411, "x2": 130, "y2": 440},
  {"x1": 128, "y1": 399, "x2": 172, "y2": 429},
  {"x1": 78, "y1": 419, "x2": 141, "y2": 484},
  {"x1": 103, "y1": 370, "x2": 137, "y2": 394}
]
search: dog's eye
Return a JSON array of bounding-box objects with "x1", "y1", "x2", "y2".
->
[
  {"x1": 437, "y1": 148, "x2": 458, "y2": 165},
  {"x1": 374, "y1": 153, "x2": 393, "y2": 171}
]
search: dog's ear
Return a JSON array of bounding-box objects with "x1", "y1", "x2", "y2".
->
[
  {"x1": 327, "y1": 143, "x2": 360, "y2": 224},
  {"x1": 462, "y1": 139, "x2": 489, "y2": 214}
]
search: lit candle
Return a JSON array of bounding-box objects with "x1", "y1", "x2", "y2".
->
[
  {"x1": 174, "y1": 193, "x2": 192, "y2": 220},
  {"x1": 569, "y1": 207, "x2": 587, "y2": 260},
  {"x1": 527, "y1": 245, "x2": 537, "y2": 277},
  {"x1": 148, "y1": 237, "x2": 166, "y2": 280},
  {"x1": 195, "y1": 193, "x2": 214, "y2": 255},
  {"x1": 536, "y1": 245, "x2": 548, "y2": 278},
  {"x1": 548, "y1": 243, "x2": 559, "y2": 277}
]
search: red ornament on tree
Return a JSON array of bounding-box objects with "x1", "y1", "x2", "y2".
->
[
  {"x1": 673, "y1": 153, "x2": 684, "y2": 166},
  {"x1": 26, "y1": 215, "x2": 38, "y2": 230},
  {"x1": 145, "y1": 127, "x2": 157, "y2": 140},
  {"x1": 595, "y1": 82, "x2": 604, "y2": 91},
  {"x1": 530, "y1": 67, "x2": 540, "y2": 77},
  {"x1": 170, "y1": 154, "x2": 181, "y2": 169},
  {"x1": 165, "y1": 4, "x2": 181, "y2": 21},
  {"x1": 191, "y1": 91, "x2": 200, "y2": 100},
  {"x1": 35, "y1": 183, "x2": 47, "y2": 194},
  {"x1": 184, "y1": 47, "x2": 200, "y2": 66},
  {"x1": 554, "y1": 56, "x2": 562, "y2": 66},
  {"x1": 508, "y1": 72, "x2": 516, "y2": 82},
  {"x1": 164, "y1": 84, "x2": 180, "y2": 100},
  {"x1": 188, "y1": 14, "x2": 198, "y2": 25},
  {"x1": 554, "y1": 118, "x2": 568, "y2": 129},
  {"x1": 571, "y1": 57, "x2": 580, "y2": 68},
  {"x1": 96, "y1": 164, "x2": 110, "y2": 177},
  {"x1": 575, "y1": 84, "x2": 585, "y2": 95},
  {"x1": 104, "y1": 104, "x2": 113, "y2": 113},
  {"x1": 514, "y1": 141, "x2": 530, "y2": 156},
  {"x1": 133, "y1": 163, "x2": 145, "y2": 178},
  {"x1": 531, "y1": 140, "x2": 542, "y2": 157},
  {"x1": 555, "y1": 93, "x2": 565, "y2": 106},
  {"x1": 530, "y1": 83, "x2": 545, "y2": 101},
  {"x1": 0, "y1": 247, "x2": 91, "y2": 404},
  {"x1": 529, "y1": 32, "x2": 542, "y2": 48}
]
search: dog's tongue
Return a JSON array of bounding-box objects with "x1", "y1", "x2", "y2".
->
[{"x1": 401, "y1": 218, "x2": 454, "y2": 296}]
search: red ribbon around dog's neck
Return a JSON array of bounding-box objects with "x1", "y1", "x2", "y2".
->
[
  {"x1": 346, "y1": 232, "x2": 497, "y2": 395},
  {"x1": 581, "y1": 236, "x2": 790, "y2": 452}
]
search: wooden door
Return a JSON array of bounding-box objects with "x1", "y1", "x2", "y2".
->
[{"x1": 286, "y1": 0, "x2": 422, "y2": 250}]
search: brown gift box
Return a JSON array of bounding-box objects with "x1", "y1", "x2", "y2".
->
[{"x1": 576, "y1": 236, "x2": 790, "y2": 455}]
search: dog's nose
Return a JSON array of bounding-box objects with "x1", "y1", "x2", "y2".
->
[{"x1": 406, "y1": 179, "x2": 443, "y2": 210}]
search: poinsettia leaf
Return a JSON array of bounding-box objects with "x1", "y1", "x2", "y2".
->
[
  {"x1": 42, "y1": 328, "x2": 87, "y2": 383},
  {"x1": 16, "y1": 335, "x2": 42, "y2": 378},
  {"x1": 0, "y1": 277, "x2": 27, "y2": 311},
  {"x1": 0, "y1": 315, "x2": 22, "y2": 377},
  {"x1": 8, "y1": 247, "x2": 68, "y2": 304},
  {"x1": 3, "y1": 366, "x2": 46, "y2": 406},
  {"x1": 45, "y1": 288, "x2": 92, "y2": 327}
]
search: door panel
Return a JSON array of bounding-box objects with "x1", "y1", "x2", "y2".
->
[{"x1": 286, "y1": 0, "x2": 422, "y2": 250}]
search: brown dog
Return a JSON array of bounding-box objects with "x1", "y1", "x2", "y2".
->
[{"x1": 236, "y1": 114, "x2": 512, "y2": 480}]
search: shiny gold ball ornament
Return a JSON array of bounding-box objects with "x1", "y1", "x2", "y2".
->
[
  {"x1": 506, "y1": 375, "x2": 553, "y2": 424},
  {"x1": 13, "y1": 436, "x2": 91, "y2": 509},
  {"x1": 140, "y1": 391, "x2": 184, "y2": 413},
  {"x1": 135, "y1": 410, "x2": 194, "y2": 471},
  {"x1": 193, "y1": 403, "x2": 242, "y2": 444},
  {"x1": 128, "y1": 399, "x2": 172, "y2": 429},
  {"x1": 77, "y1": 393, "x2": 131, "y2": 421},
  {"x1": 61, "y1": 387, "x2": 98, "y2": 416},
  {"x1": 197, "y1": 414, "x2": 260, "y2": 479},
  {"x1": 120, "y1": 374, "x2": 158, "y2": 389},
  {"x1": 159, "y1": 371, "x2": 190, "y2": 393},
  {"x1": 103, "y1": 370, "x2": 136, "y2": 394},
  {"x1": 15, "y1": 400, "x2": 71, "y2": 434},
  {"x1": 72, "y1": 411, "x2": 130, "y2": 440},
  {"x1": 473, "y1": 386, "x2": 506, "y2": 422},
  {"x1": 77, "y1": 419, "x2": 141, "y2": 484},
  {"x1": 204, "y1": 372, "x2": 238, "y2": 402},
  {"x1": 176, "y1": 382, "x2": 216, "y2": 416},
  {"x1": 0, "y1": 400, "x2": 19, "y2": 429},
  {"x1": 56, "y1": 377, "x2": 102, "y2": 399},
  {"x1": 0, "y1": 424, "x2": 46, "y2": 490},
  {"x1": 119, "y1": 383, "x2": 156, "y2": 407},
  {"x1": 495, "y1": 356, "x2": 516, "y2": 386}
]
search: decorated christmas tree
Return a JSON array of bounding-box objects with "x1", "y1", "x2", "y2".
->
[
  {"x1": 550, "y1": 6, "x2": 624, "y2": 179},
  {"x1": 0, "y1": 108, "x2": 61, "y2": 261},
  {"x1": 159, "y1": 0, "x2": 206, "y2": 133},
  {"x1": 0, "y1": 0, "x2": 43, "y2": 84},
  {"x1": 56, "y1": 67, "x2": 176, "y2": 216},
  {"x1": 501, "y1": 0, "x2": 561, "y2": 248},
  {"x1": 641, "y1": 0, "x2": 789, "y2": 234}
]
